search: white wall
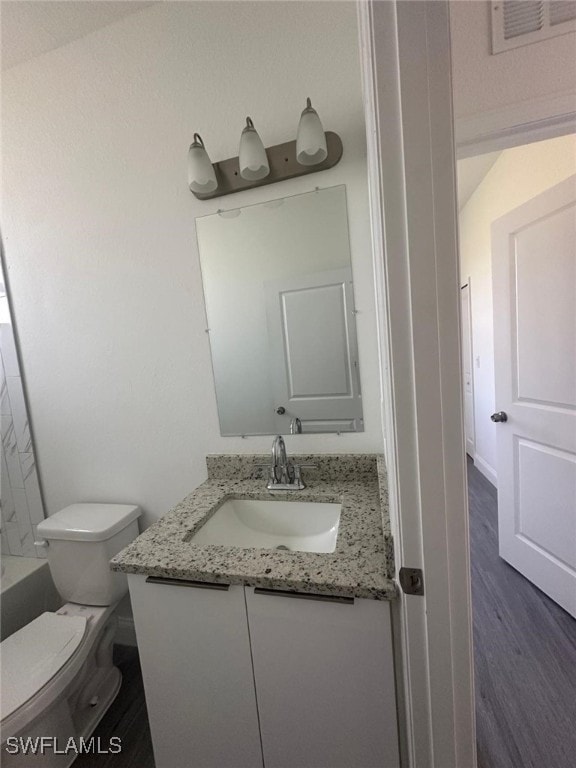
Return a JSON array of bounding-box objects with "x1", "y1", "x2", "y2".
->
[
  {"x1": 1, "y1": 1, "x2": 381, "y2": 526},
  {"x1": 450, "y1": 0, "x2": 576, "y2": 118},
  {"x1": 458, "y1": 134, "x2": 576, "y2": 484},
  {"x1": 450, "y1": 1, "x2": 576, "y2": 128}
]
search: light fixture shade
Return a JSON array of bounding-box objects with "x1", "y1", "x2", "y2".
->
[
  {"x1": 296, "y1": 98, "x2": 328, "y2": 166},
  {"x1": 239, "y1": 118, "x2": 270, "y2": 181},
  {"x1": 188, "y1": 134, "x2": 218, "y2": 195}
]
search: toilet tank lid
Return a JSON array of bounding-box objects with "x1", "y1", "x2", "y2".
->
[{"x1": 37, "y1": 503, "x2": 141, "y2": 542}]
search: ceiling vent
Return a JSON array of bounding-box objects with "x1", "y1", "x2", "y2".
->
[{"x1": 491, "y1": 1, "x2": 576, "y2": 53}]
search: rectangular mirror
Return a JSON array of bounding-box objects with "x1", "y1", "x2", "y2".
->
[{"x1": 196, "y1": 185, "x2": 364, "y2": 436}]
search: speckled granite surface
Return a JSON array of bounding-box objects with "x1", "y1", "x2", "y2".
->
[
  {"x1": 111, "y1": 454, "x2": 397, "y2": 600},
  {"x1": 206, "y1": 453, "x2": 380, "y2": 483}
]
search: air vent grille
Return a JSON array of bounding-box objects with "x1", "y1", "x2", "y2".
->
[
  {"x1": 492, "y1": 0, "x2": 576, "y2": 53},
  {"x1": 503, "y1": 1, "x2": 544, "y2": 39}
]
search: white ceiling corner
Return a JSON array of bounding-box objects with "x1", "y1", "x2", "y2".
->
[
  {"x1": 456, "y1": 151, "x2": 502, "y2": 211},
  {"x1": 1, "y1": 0, "x2": 156, "y2": 71}
]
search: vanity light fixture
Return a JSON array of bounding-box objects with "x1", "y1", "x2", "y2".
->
[
  {"x1": 296, "y1": 98, "x2": 328, "y2": 166},
  {"x1": 239, "y1": 117, "x2": 270, "y2": 181},
  {"x1": 188, "y1": 100, "x2": 342, "y2": 201},
  {"x1": 187, "y1": 134, "x2": 218, "y2": 195}
]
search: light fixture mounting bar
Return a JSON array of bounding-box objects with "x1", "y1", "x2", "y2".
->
[{"x1": 191, "y1": 131, "x2": 343, "y2": 200}]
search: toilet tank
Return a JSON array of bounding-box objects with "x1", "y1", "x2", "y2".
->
[{"x1": 36, "y1": 504, "x2": 141, "y2": 606}]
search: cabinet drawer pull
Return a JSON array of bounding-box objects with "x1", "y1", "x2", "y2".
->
[
  {"x1": 254, "y1": 587, "x2": 353, "y2": 604},
  {"x1": 146, "y1": 576, "x2": 230, "y2": 591}
]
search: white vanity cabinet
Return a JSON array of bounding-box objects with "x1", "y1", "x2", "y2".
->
[
  {"x1": 245, "y1": 586, "x2": 400, "y2": 768},
  {"x1": 128, "y1": 574, "x2": 400, "y2": 768},
  {"x1": 128, "y1": 575, "x2": 263, "y2": 768}
]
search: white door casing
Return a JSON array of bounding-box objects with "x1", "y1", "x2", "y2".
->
[
  {"x1": 358, "y1": 2, "x2": 476, "y2": 767},
  {"x1": 265, "y1": 268, "x2": 363, "y2": 433},
  {"x1": 492, "y1": 174, "x2": 576, "y2": 618},
  {"x1": 461, "y1": 282, "x2": 476, "y2": 457}
]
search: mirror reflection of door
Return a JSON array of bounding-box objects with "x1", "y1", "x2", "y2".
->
[
  {"x1": 265, "y1": 268, "x2": 363, "y2": 434},
  {"x1": 196, "y1": 185, "x2": 365, "y2": 436}
]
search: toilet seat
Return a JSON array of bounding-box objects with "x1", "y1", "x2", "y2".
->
[
  {"x1": 0, "y1": 603, "x2": 114, "y2": 742},
  {"x1": 0, "y1": 613, "x2": 87, "y2": 721}
]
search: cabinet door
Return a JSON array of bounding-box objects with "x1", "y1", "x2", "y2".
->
[
  {"x1": 245, "y1": 588, "x2": 400, "y2": 768},
  {"x1": 128, "y1": 575, "x2": 263, "y2": 768}
]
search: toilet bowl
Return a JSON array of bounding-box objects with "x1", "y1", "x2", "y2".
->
[{"x1": 0, "y1": 503, "x2": 141, "y2": 768}]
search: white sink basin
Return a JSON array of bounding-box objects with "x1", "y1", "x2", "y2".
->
[{"x1": 190, "y1": 499, "x2": 341, "y2": 553}]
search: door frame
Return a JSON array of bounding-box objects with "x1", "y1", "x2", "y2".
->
[
  {"x1": 460, "y1": 279, "x2": 476, "y2": 458},
  {"x1": 358, "y1": 1, "x2": 576, "y2": 766},
  {"x1": 357, "y1": 2, "x2": 474, "y2": 766},
  {"x1": 455, "y1": 90, "x2": 576, "y2": 159}
]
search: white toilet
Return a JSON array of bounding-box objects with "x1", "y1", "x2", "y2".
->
[{"x1": 0, "y1": 503, "x2": 141, "y2": 767}]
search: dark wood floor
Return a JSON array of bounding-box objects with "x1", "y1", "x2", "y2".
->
[
  {"x1": 79, "y1": 460, "x2": 576, "y2": 768},
  {"x1": 469, "y1": 457, "x2": 576, "y2": 768}
]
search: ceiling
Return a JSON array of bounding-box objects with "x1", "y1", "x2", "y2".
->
[
  {"x1": 456, "y1": 151, "x2": 501, "y2": 210},
  {"x1": 1, "y1": 1, "x2": 155, "y2": 70}
]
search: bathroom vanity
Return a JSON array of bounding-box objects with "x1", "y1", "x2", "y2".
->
[{"x1": 112, "y1": 454, "x2": 399, "y2": 768}]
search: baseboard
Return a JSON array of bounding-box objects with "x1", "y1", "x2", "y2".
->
[
  {"x1": 114, "y1": 615, "x2": 137, "y2": 647},
  {"x1": 473, "y1": 454, "x2": 497, "y2": 488}
]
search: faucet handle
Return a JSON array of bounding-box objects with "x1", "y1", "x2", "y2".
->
[{"x1": 290, "y1": 417, "x2": 302, "y2": 434}]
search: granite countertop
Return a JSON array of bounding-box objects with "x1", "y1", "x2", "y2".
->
[{"x1": 111, "y1": 454, "x2": 397, "y2": 600}]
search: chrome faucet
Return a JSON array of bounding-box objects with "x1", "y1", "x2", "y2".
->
[
  {"x1": 272, "y1": 435, "x2": 290, "y2": 483},
  {"x1": 266, "y1": 435, "x2": 306, "y2": 491}
]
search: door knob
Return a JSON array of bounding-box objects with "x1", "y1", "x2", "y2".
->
[{"x1": 491, "y1": 411, "x2": 508, "y2": 423}]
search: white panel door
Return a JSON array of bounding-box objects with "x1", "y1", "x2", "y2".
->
[
  {"x1": 460, "y1": 282, "x2": 475, "y2": 457},
  {"x1": 492, "y1": 174, "x2": 576, "y2": 617},
  {"x1": 265, "y1": 268, "x2": 363, "y2": 433}
]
